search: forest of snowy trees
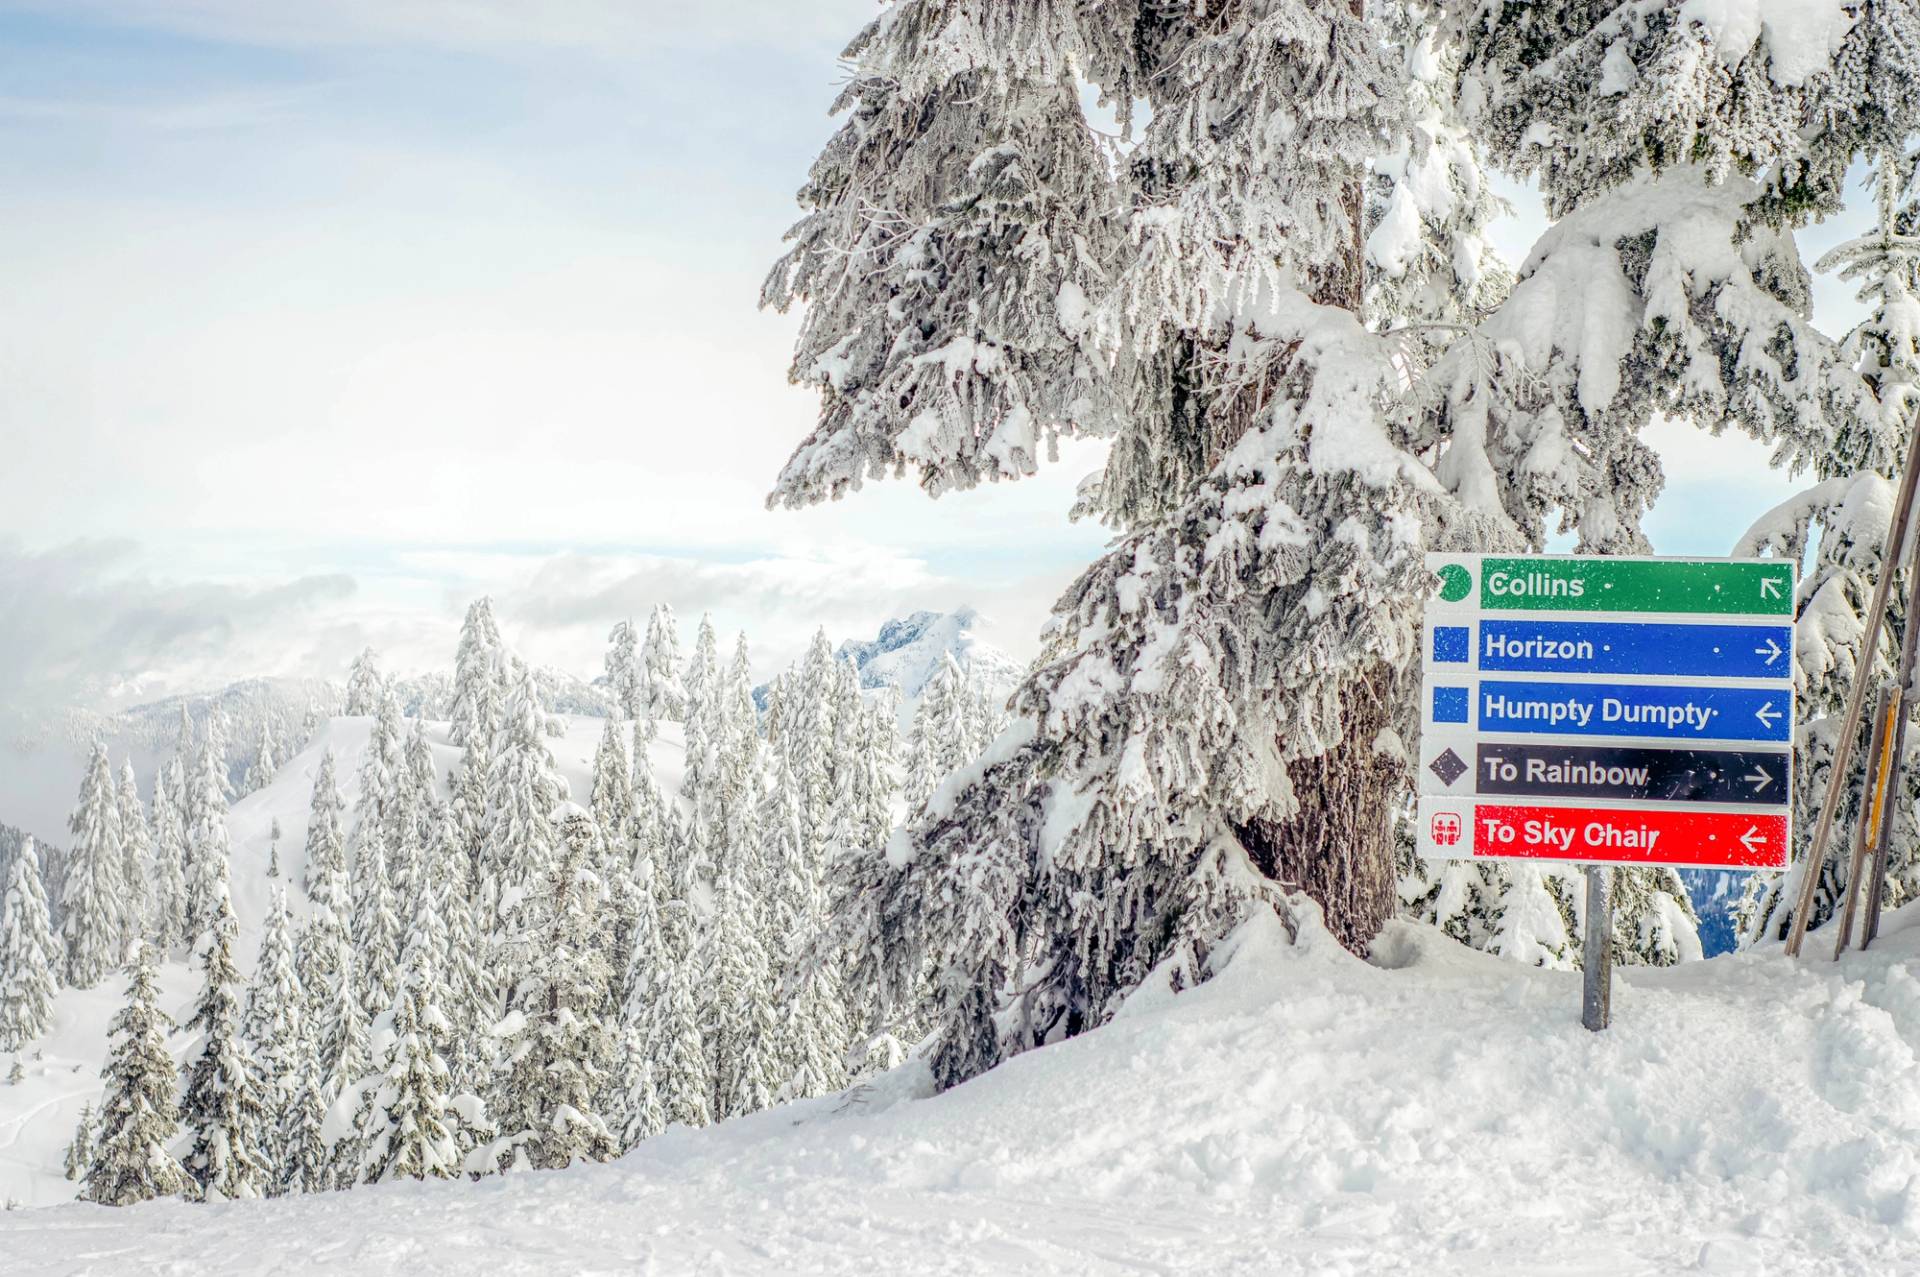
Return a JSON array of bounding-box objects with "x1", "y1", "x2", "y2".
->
[{"x1": 0, "y1": 600, "x2": 1008, "y2": 1204}]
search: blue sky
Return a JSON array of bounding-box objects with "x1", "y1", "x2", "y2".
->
[{"x1": 0, "y1": 0, "x2": 1867, "y2": 712}]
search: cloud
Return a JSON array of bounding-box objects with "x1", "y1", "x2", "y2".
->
[
  {"x1": 0, "y1": 539, "x2": 356, "y2": 718},
  {"x1": 0, "y1": 1, "x2": 866, "y2": 57}
]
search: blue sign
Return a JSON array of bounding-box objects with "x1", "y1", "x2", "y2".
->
[
  {"x1": 1431, "y1": 620, "x2": 1792, "y2": 680},
  {"x1": 1467, "y1": 679, "x2": 1793, "y2": 743}
]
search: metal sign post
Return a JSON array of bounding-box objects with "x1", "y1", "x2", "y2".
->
[{"x1": 1417, "y1": 554, "x2": 1796, "y2": 1029}]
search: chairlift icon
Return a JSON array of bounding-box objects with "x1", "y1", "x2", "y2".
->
[{"x1": 1430, "y1": 811, "x2": 1463, "y2": 847}]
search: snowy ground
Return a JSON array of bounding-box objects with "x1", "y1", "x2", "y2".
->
[{"x1": 6, "y1": 899, "x2": 1920, "y2": 1273}]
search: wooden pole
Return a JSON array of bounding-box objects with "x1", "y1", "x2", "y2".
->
[
  {"x1": 1582, "y1": 865, "x2": 1611, "y2": 1031},
  {"x1": 1834, "y1": 689, "x2": 1895, "y2": 957},
  {"x1": 1862, "y1": 546, "x2": 1920, "y2": 948},
  {"x1": 1787, "y1": 404, "x2": 1920, "y2": 956}
]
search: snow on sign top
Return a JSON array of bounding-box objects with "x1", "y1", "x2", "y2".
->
[
  {"x1": 1416, "y1": 553, "x2": 1795, "y2": 872},
  {"x1": 1433, "y1": 554, "x2": 1794, "y2": 617}
]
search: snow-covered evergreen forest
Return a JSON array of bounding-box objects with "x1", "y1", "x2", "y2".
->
[{"x1": 1, "y1": 600, "x2": 1010, "y2": 1205}]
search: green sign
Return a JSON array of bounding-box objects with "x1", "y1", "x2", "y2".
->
[{"x1": 1473, "y1": 557, "x2": 1793, "y2": 617}]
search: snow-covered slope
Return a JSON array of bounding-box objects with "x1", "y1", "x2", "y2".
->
[
  {"x1": 835, "y1": 607, "x2": 1021, "y2": 703},
  {"x1": 0, "y1": 713, "x2": 689, "y2": 1210},
  {"x1": 7, "y1": 904, "x2": 1920, "y2": 1271}
]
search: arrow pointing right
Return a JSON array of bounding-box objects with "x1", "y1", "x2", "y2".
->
[
  {"x1": 1739, "y1": 826, "x2": 1766, "y2": 855},
  {"x1": 1755, "y1": 637, "x2": 1784, "y2": 666},
  {"x1": 1743, "y1": 765, "x2": 1774, "y2": 792}
]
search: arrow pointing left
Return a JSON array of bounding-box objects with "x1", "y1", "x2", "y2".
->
[{"x1": 1739, "y1": 826, "x2": 1766, "y2": 854}]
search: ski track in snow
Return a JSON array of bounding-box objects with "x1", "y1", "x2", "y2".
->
[{"x1": 6, "y1": 716, "x2": 1920, "y2": 1272}]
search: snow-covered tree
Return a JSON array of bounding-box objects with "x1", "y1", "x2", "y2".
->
[
  {"x1": 494, "y1": 811, "x2": 617, "y2": 1171},
  {"x1": 278, "y1": 1024, "x2": 332, "y2": 1197},
  {"x1": 646, "y1": 897, "x2": 711, "y2": 1131},
  {"x1": 243, "y1": 720, "x2": 278, "y2": 795},
  {"x1": 266, "y1": 817, "x2": 283, "y2": 880},
  {"x1": 181, "y1": 890, "x2": 270, "y2": 1201},
  {"x1": 318, "y1": 952, "x2": 371, "y2": 1189},
  {"x1": 61, "y1": 742, "x2": 123, "y2": 989},
  {"x1": 641, "y1": 603, "x2": 686, "y2": 722},
  {"x1": 298, "y1": 750, "x2": 353, "y2": 1022},
  {"x1": 82, "y1": 945, "x2": 190, "y2": 1206},
  {"x1": 113, "y1": 761, "x2": 150, "y2": 957},
  {"x1": 762, "y1": 759, "x2": 847, "y2": 1101},
  {"x1": 243, "y1": 889, "x2": 305, "y2": 1174},
  {"x1": 64, "y1": 1104, "x2": 95, "y2": 1183},
  {"x1": 182, "y1": 737, "x2": 233, "y2": 952},
  {"x1": 767, "y1": 0, "x2": 1891, "y2": 1091},
  {"x1": 147, "y1": 761, "x2": 190, "y2": 954},
  {"x1": 450, "y1": 597, "x2": 505, "y2": 752},
  {"x1": 1738, "y1": 155, "x2": 1920, "y2": 943},
  {"x1": 604, "y1": 619, "x2": 644, "y2": 722},
  {"x1": 345, "y1": 647, "x2": 386, "y2": 717},
  {"x1": 355, "y1": 943, "x2": 470, "y2": 1185},
  {"x1": 351, "y1": 838, "x2": 401, "y2": 1026},
  {"x1": 708, "y1": 825, "x2": 779, "y2": 1121},
  {"x1": 481, "y1": 659, "x2": 569, "y2": 979},
  {"x1": 0, "y1": 842, "x2": 58, "y2": 1051}
]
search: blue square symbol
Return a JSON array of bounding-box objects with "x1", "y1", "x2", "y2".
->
[
  {"x1": 1432, "y1": 626, "x2": 1470, "y2": 664},
  {"x1": 1432, "y1": 686, "x2": 1470, "y2": 724}
]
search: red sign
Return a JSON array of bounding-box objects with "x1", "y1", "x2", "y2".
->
[{"x1": 1467, "y1": 803, "x2": 1787, "y2": 868}]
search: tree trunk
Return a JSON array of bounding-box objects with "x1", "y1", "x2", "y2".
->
[
  {"x1": 1234, "y1": 662, "x2": 1401, "y2": 954},
  {"x1": 1230, "y1": 0, "x2": 1399, "y2": 958}
]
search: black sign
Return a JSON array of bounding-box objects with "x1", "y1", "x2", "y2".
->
[{"x1": 1467, "y1": 742, "x2": 1791, "y2": 806}]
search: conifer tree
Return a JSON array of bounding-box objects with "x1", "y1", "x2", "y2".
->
[
  {"x1": 345, "y1": 647, "x2": 385, "y2": 717},
  {"x1": 356, "y1": 943, "x2": 467, "y2": 1184},
  {"x1": 481, "y1": 659, "x2": 569, "y2": 975},
  {"x1": 242, "y1": 889, "x2": 305, "y2": 1174},
  {"x1": 449, "y1": 597, "x2": 505, "y2": 752},
  {"x1": 0, "y1": 843, "x2": 58, "y2": 1051},
  {"x1": 82, "y1": 945, "x2": 190, "y2": 1206},
  {"x1": 604, "y1": 619, "x2": 643, "y2": 721},
  {"x1": 590, "y1": 719, "x2": 634, "y2": 859},
  {"x1": 762, "y1": 760, "x2": 848, "y2": 1100},
  {"x1": 243, "y1": 720, "x2": 278, "y2": 794},
  {"x1": 181, "y1": 890, "x2": 269, "y2": 1201},
  {"x1": 267, "y1": 817, "x2": 282, "y2": 880},
  {"x1": 147, "y1": 762, "x2": 190, "y2": 955},
  {"x1": 646, "y1": 897, "x2": 711, "y2": 1131},
  {"x1": 610, "y1": 867, "x2": 665, "y2": 1150},
  {"x1": 64, "y1": 1104, "x2": 96, "y2": 1183},
  {"x1": 298, "y1": 750, "x2": 353, "y2": 1021},
  {"x1": 763, "y1": 0, "x2": 1888, "y2": 1089},
  {"x1": 182, "y1": 736, "x2": 233, "y2": 950},
  {"x1": 351, "y1": 839, "x2": 401, "y2": 1026},
  {"x1": 114, "y1": 761, "x2": 149, "y2": 958},
  {"x1": 319, "y1": 952, "x2": 371, "y2": 1189},
  {"x1": 278, "y1": 1022, "x2": 331, "y2": 1197},
  {"x1": 641, "y1": 603, "x2": 686, "y2": 722},
  {"x1": 495, "y1": 811, "x2": 617, "y2": 1170},
  {"x1": 61, "y1": 742, "x2": 124, "y2": 989}
]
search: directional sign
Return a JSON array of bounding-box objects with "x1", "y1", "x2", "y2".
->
[
  {"x1": 1426, "y1": 679, "x2": 1794, "y2": 743},
  {"x1": 1419, "y1": 553, "x2": 1794, "y2": 871},
  {"x1": 1416, "y1": 796, "x2": 1790, "y2": 870},
  {"x1": 1444, "y1": 556, "x2": 1795, "y2": 616},
  {"x1": 1427, "y1": 618, "x2": 1794, "y2": 679},
  {"x1": 1418, "y1": 737, "x2": 1790, "y2": 806}
]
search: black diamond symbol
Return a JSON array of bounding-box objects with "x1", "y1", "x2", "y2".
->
[{"x1": 1428, "y1": 748, "x2": 1468, "y2": 786}]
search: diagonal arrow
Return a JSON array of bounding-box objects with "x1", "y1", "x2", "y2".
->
[
  {"x1": 1761, "y1": 577, "x2": 1784, "y2": 600},
  {"x1": 1739, "y1": 826, "x2": 1766, "y2": 854},
  {"x1": 1754, "y1": 702, "x2": 1782, "y2": 731},
  {"x1": 1754, "y1": 637, "x2": 1784, "y2": 666},
  {"x1": 1743, "y1": 765, "x2": 1774, "y2": 792}
]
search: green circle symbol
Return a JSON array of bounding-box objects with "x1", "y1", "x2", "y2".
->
[{"x1": 1437, "y1": 563, "x2": 1472, "y2": 603}]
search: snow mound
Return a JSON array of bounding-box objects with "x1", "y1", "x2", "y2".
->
[{"x1": 6, "y1": 905, "x2": 1919, "y2": 1271}]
